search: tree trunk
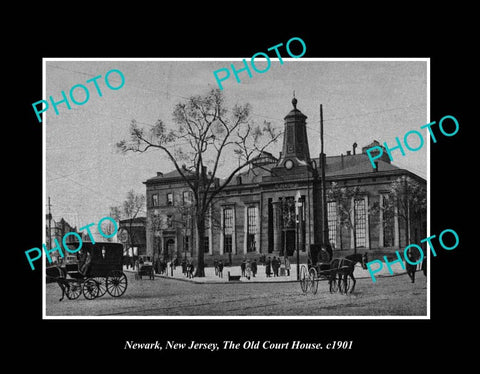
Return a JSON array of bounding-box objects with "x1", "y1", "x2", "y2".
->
[
  {"x1": 194, "y1": 215, "x2": 206, "y2": 277},
  {"x1": 352, "y1": 203, "x2": 357, "y2": 255}
]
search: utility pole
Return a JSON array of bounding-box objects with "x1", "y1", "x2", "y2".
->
[
  {"x1": 47, "y1": 196, "x2": 52, "y2": 249},
  {"x1": 404, "y1": 175, "x2": 410, "y2": 245},
  {"x1": 295, "y1": 191, "x2": 301, "y2": 280},
  {"x1": 320, "y1": 105, "x2": 329, "y2": 249}
]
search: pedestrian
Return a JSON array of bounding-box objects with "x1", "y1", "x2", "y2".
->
[
  {"x1": 251, "y1": 259, "x2": 257, "y2": 277},
  {"x1": 185, "y1": 260, "x2": 190, "y2": 278},
  {"x1": 266, "y1": 257, "x2": 272, "y2": 278},
  {"x1": 182, "y1": 258, "x2": 187, "y2": 275},
  {"x1": 218, "y1": 260, "x2": 224, "y2": 278},
  {"x1": 272, "y1": 256, "x2": 278, "y2": 277},
  {"x1": 422, "y1": 256, "x2": 427, "y2": 277},
  {"x1": 170, "y1": 260, "x2": 174, "y2": 276},
  {"x1": 405, "y1": 247, "x2": 417, "y2": 283},
  {"x1": 241, "y1": 258, "x2": 246, "y2": 277},
  {"x1": 246, "y1": 259, "x2": 251, "y2": 280},
  {"x1": 214, "y1": 259, "x2": 218, "y2": 276},
  {"x1": 284, "y1": 257, "x2": 291, "y2": 276},
  {"x1": 189, "y1": 260, "x2": 195, "y2": 278}
]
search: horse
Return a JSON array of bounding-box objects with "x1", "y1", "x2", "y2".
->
[
  {"x1": 330, "y1": 252, "x2": 368, "y2": 294},
  {"x1": 46, "y1": 265, "x2": 70, "y2": 301}
]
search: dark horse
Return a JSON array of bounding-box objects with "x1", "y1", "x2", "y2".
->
[
  {"x1": 46, "y1": 265, "x2": 70, "y2": 301},
  {"x1": 330, "y1": 253, "x2": 368, "y2": 294}
]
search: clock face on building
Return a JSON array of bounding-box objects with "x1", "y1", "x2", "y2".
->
[{"x1": 285, "y1": 159, "x2": 294, "y2": 170}]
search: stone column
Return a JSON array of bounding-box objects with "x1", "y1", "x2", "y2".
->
[
  {"x1": 298, "y1": 201, "x2": 305, "y2": 252},
  {"x1": 272, "y1": 201, "x2": 282, "y2": 253}
]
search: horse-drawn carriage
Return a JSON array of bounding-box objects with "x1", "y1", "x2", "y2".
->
[
  {"x1": 135, "y1": 255, "x2": 154, "y2": 280},
  {"x1": 299, "y1": 245, "x2": 367, "y2": 295},
  {"x1": 46, "y1": 242, "x2": 128, "y2": 301}
]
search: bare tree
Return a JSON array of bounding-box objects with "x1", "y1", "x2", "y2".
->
[
  {"x1": 327, "y1": 182, "x2": 363, "y2": 254},
  {"x1": 384, "y1": 175, "x2": 426, "y2": 245},
  {"x1": 110, "y1": 190, "x2": 146, "y2": 259},
  {"x1": 117, "y1": 88, "x2": 279, "y2": 276},
  {"x1": 98, "y1": 206, "x2": 122, "y2": 242}
]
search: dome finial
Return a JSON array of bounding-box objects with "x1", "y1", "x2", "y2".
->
[{"x1": 292, "y1": 90, "x2": 297, "y2": 109}]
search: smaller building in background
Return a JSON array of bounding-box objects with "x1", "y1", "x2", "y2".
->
[
  {"x1": 46, "y1": 217, "x2": 83, "y2": 264},
  {"x1": 118, "y1": 217, "x2": 147, "y2": 261}
]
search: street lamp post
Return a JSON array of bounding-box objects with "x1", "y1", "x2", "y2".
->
[{"x1": 295, "y1": 191, "x2": 302, "y2": 281}]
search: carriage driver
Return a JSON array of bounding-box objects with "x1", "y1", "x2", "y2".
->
[
  {"x1": 78, "y1": 249, "x2": 92, "y2": 276},
  {"x1": 319, "y1": 244, "x2": 333, "y2": 263}
]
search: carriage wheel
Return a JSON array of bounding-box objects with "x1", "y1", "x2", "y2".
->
[
  {"x1": 309, "y1": 268, "x2": 318, "y2": 295},
  {"x1": 299, "y1": 265, "x2": 309, "y2": 294},
  {"x1": 329, "y1": 273, "x2": 339, "y2": 293},
  {"x1": 66, "y1": 281, "x2": 82, "y2": 300},
  {"x1": 106, "y1": 271, "x2": 128, "y2": 297},
  {"x1": 83, "y1": 279, "x2": 99, "y2": 300},
  {"x1": 93, "y1": 277, "x2": 107, "y2": 297}
]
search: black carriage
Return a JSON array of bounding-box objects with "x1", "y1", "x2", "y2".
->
[
  {"x1": 299, "y1": 261, "x2": 351, "y2": 295},
  {"x1": 299, "y1": 245, "x2": 362, "y2": 295},
  {"x1": 46, "y1": 242, "x2": 128, "y2": 300},
  {"x1": 135, "y1": 255, "x2": 154, "y2": 280}
]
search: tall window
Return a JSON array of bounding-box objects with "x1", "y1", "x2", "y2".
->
[
  {"x1": 166, "y1": 214, "x2": 173, "y2": 228},
  {"x1": 184, "y1": 235, "x2": 189, "y2": 253},
  {"x1": 203, "y1": 236, "x2": 210, "y2": 253},
  {"x1": 223, "y1": 207, "x2": 233, "y2": 253},
  {"x1": 152, "y1": 193, "x2": 159, "y2": 207},
  {"x1": 167, "y1": 192, "x2": 173, "y2": 206},
  {"x1": 281, "y1": 197, "x2": 295, "y2": 228},
  {"x1": 382, "y1": 194, "x2": 394, "y2": 247},
  {"x1": 354, "y1": 198, "x2": 367, "y2": 248},
  {"x1": 183, "y1": 190, "x2": 192, "y2": 205},
  {"x1": 247, "y1": 206, "x2": 258, "y2": 252},
  {"x1": 203, "y1": 206, "x2": 211, "y2": 253},
  {"x1": 327, "y1": 201, "x2": 337, "y2": 248}
]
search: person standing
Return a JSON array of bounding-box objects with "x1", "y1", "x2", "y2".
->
[
  {"x1": 182, "y1": 257, "x2": 187, "y2": 275},
  {"x1": 188, "y1": 259, "x2": 195, "y2": 279},
  {"x1": 284, "y1": 257, "x2": 291, "y2": 277},
  {"x1": 218, "y1": 260, "x2": 224, "y2": 278},
  {"x1": 405, "y1": 247, "x2": 417, "y2": 283},
  {"x1": 251, "y1": 259, "x2": 257, "y2": 278},
  {"x1": 246, "y1": 259, "x2": 251, "y2": 280},
  {"x1": 272, "y1": 256, "x2": 278, "y2": 277},
  {"x1": 241, "y1": 258, "x2": 246, "y2": 277},
  {"x1": 266, "y1": 257, "x2": 272, "y2": 278}
]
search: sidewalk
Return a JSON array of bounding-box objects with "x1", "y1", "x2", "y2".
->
[{"x1": 124, "y1": 261, "x2": 409, "y2": 284}]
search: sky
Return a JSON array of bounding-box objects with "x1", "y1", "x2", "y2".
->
[{"x1": 45, "y1": 59, "x2": 428, "y2": 232}]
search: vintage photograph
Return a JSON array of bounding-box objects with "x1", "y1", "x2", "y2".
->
[{"x1": 43, "y1": 58, "x2": 428, "y2": 318}]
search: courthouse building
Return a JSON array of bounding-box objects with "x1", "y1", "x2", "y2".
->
[{"x1": 144, "y1": 97, "x2": 426, "y2": 263}]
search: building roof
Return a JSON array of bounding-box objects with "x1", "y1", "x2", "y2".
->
[
  {"x1": 144, "y1": 167, "x2": 196, "y2": 184},
  {"x1": 119, "y1": 216, "x2": 146, "y2": 227},
  {"x1": 145, "y1": 141, "x2": 424, "y2": 188},
  {"x1": 318, "y1": 153, "x2": 401, "y2": 177}
]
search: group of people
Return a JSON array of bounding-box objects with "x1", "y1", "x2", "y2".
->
[
  {"x1": 240, "y1": 258, "x2": 258, "y2": 280},
  {"x1": 213, "y1": 259, "x2": 224, "y2": 278},
  {"x1": 265, "y1": 256, "x2": 290, "y2": 277},
  {"x1": 181, "y1": 258, "x2": 195, "y2": 278}
]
